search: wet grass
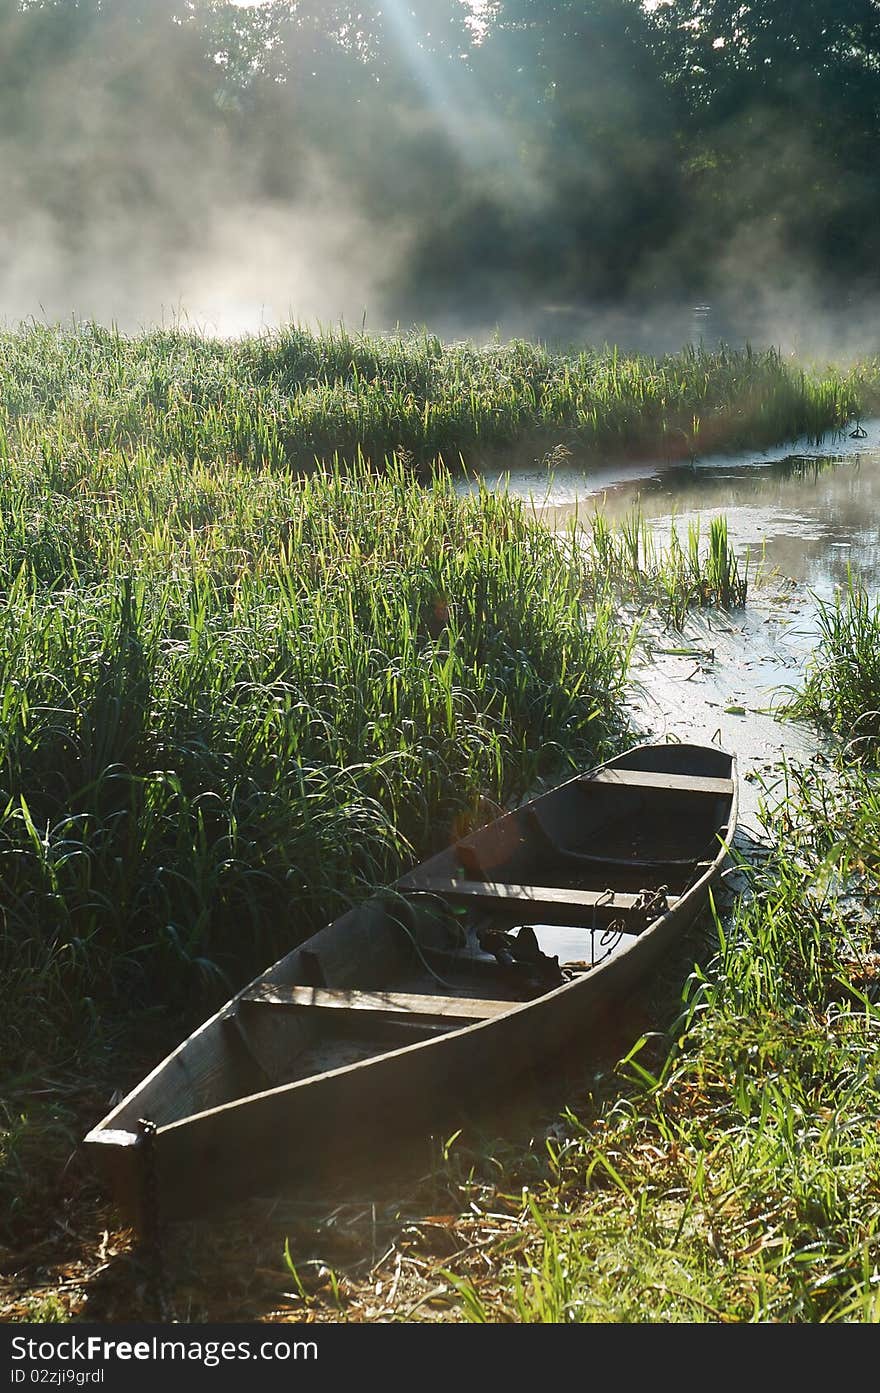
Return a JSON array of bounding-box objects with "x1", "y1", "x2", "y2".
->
[
  {"x1": 0, "y1": 322, "x2": 861, "y2": 473},
  {"x1": 784, "y1": 579, "x2": 880, "y2": 754},
  {"x1": 0, "y1": 459, "x2": 638, "y2": 1093},
  {"x1": 584, "y1": 510, "x2": 747, "y2": 625}
]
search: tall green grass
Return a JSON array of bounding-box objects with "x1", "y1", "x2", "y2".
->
[
  {"x1": 0, "y1": 322, "x2": 861, "y2": 472},
  {"x1": 0, "y1": 455, "x2": 639, "y2": 1094},
  {"x1": 0, "y1": 445, "x2": 644, "y2": 1237},
  {"x1": 784, "y1": 579, "x2": 880, "y2": 753}
]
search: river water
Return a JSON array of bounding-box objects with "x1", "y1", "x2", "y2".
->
[{"x1": 468, "y1": 419, "x2": 880, "y2": 829}]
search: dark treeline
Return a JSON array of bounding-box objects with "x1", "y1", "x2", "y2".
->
[{"x1": 1, "y1": 0, "x2": 879, "y2": 341}]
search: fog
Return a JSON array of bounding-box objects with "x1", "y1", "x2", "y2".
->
[
  {"x1": 0, "y1": 182, "x2": 406, "y2": 339},
  {"x1": 1, "y1": 0, "x2": 877, "y2": 357}
]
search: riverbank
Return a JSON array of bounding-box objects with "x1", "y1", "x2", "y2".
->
[
  {"x1": 2, "y1": 323, "x2": 879, "y2": 1323},
  {"x1": 5, "y1": 526, "x2": 875, "y2": 1326}
]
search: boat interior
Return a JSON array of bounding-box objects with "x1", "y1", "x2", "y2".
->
[{"x1": 99, "y1": 746, "x2": 735, "y2": 1133}]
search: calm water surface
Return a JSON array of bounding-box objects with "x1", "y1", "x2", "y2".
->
[
  {"x1": 469, "y1": 419, "x2": 880, "y2": 821},
  {"x1": 473, "y1": 419, "x2": 880, "y2": 600}
]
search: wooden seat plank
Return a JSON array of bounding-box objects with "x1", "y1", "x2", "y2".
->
[
  {"x1": 582, "y1": 769, "x2": 734, "y2": 795},
  {"x1": 397, "y1": 876, "x2": 679, "y2": 914},
  {"x1": 240, "y1": 983, "x2": 509, "y2": 1021}
]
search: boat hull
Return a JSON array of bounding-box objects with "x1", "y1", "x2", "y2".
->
[{"x1": 85, "y1": 741, "x2": 737, "y2": 1227}]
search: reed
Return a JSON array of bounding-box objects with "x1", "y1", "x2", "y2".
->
[
  {"x1": 784, "y1": 577, "x2": 880, "y2": 752},
  {"x1": 0, "y1": 448, "x2": 643, "y2": 1240},
  {"x1": 0, "y1": 322, "x2": 860, "y2": 474},
  {"x1": 580, "y1": 507, "x2": 748, "y2": 626}
]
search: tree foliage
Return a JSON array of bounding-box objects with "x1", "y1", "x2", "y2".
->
[{"x1": 2, "y1": 0, "x2": 879, "y2": 327}]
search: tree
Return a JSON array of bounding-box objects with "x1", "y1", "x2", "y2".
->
[
  {"x1": 448, "y1": 0, "x2": 685, "y2": 304},
  {"x1": 650, "y1": 1, "x2": 880, "y2": 295}
]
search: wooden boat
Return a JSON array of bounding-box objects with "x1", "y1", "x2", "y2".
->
[{"x1": 85, "y1": 740, "x2": 737, "y2": 1228}]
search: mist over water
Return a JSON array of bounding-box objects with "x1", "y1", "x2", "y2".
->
[
  {"x1": 1, "y1": 2, "x2": 878, "y2": 356},
  {"x1": 0, "y1": 2, "x2": 406, "y2": 336},
  {"x1": 1, "y1": 191, "x2": 405, "y2": 340}
]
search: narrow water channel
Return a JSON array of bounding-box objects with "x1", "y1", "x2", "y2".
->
[{"x1": 470, "y1": 420, "x2": 880, "y2": 829}]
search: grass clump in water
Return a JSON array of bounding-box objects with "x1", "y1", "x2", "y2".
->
[
  {"x1": 784, "y1": 579, "x2": 880, "y2": 753},
  {"x1": 583, "y1": 509, "x2": 748, "y2": 626}
]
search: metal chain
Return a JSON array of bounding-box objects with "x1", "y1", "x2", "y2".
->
[
  {"x1": 631, "y1": 885, "x2": 670, "y2": 929},
  {"x1": 137, "y1": 1117, "x2": 176, "y2": 1322},
  {"x1": 637, "y1": 885, "x2": 670, "y2": 916}
]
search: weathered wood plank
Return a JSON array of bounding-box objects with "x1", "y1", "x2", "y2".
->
[
  {"x1": 85, "y1": 1128, "x2": 139, "y2": 1148},
  {"x1": 582, "y1": 769, "x2": 734, "y2": 795},
  {"x1": 240, "y1": 983, "x2": 510, "y2": 1021},
  {"x1": 398, "y1": 876, "x2": 680, "y2": 914}
]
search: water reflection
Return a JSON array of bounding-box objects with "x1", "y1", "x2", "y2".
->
[
  {"x1": 476, "y1": 422, "x2": 880, "y2": 601},
  {"x1": 464, "y1": 423, "x2": 880, "y2": 804},
  {"x1": 573, "y1": 454, "x2": 880, "y2": 599}
]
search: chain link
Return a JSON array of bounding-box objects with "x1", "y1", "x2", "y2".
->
[{"x1": 629, "y1": 885, "x2": 671, "y2": 932}]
